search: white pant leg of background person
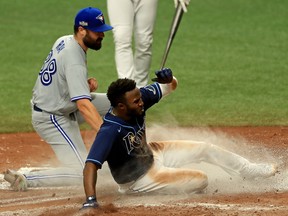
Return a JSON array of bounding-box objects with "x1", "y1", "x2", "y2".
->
[
  {"x1": 133, "y1": 0, "x2": 158, "y2": 87},
  {"x1": 107, "y1": 0, "x2": 135, "y2": 81},
  {"x1": 107, "y1": 0, "x2": 158, "y2": 87},
  {"x1": 119, "y1": 141, "x2": 273, "y2": 194}
]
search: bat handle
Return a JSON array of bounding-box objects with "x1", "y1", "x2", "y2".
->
[{"x1": 160, "y1": 4, "x2": 184, "y2": 70}]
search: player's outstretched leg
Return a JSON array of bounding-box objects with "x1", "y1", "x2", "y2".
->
[{"x1": 149, "y1": 141, "x2": 277, "y2": 180}]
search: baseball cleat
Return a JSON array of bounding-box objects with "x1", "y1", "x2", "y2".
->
[
  {"x1": 241, "y1": 163, "x2": 277, "y2": 180},
  {"x1": 3, "y1": 169, "x2": 28, "y2": 191}
]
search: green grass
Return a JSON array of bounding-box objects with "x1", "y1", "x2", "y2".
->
[
  {"x1": 149, "y1": 0, "x2": 288, "y2": 126},
  {"x1": 0, "y1": 0, "x2": 287, "y2": 132}
]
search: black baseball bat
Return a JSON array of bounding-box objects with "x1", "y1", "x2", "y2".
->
[{"x1": 160, "y1": 3, "x2": 184, "y2": 69}]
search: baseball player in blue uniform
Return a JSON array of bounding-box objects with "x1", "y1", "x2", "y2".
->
[
  {"x1": 107, "y1": 0, "x2": 190, "y2": 87},
  {"x1": 81, "y1": 68, "x2": 277, "y2": 209},
  {"x1": 4, "y1": 7, "x2": 113, "y2": 191}
]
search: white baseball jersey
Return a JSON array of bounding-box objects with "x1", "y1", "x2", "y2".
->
[{"x1": 32, "y1": 35, "x2": 90, "y2": 115}]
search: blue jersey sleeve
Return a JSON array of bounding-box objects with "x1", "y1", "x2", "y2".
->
[
  {"x1": 140, "y1": 83, "x2": 162, "y2": 110},
  {"x1": 86, "y1": 124, "x2": 118, "y2": 168}
]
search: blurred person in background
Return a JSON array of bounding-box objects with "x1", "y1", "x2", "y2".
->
[{"x1": 107, "y1": 0, "x2": 190, "y2": 87}]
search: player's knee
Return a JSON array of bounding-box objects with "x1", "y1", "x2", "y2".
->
[
  {"x1": 198, "y1": 142, "x2": 216, "y2": 155},
  {"x1": 185, "y1": 172, "x2": 208, "y2": 194},
  {"x1": 198, "y1": 173, "x2": 208, "y2": 191},
  {"x1": 113, "y1": 25, "x2": 132, "y2": 45},
  {"x1": 135, "y1": 34, "x2": 153, "y2": 52}
]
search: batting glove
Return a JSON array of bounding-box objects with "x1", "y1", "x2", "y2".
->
[
  {"x1": 81, "y1": 196, "x2": 99, "y2": 210},
  {"x1": 174, "y1": 0, "x2": 190, "y2": 13},
  {"x1": 151, "y1": 68, "x2": 173, "y2": 84}
]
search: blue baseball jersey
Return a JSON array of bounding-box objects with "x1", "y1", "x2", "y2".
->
[{"x1": 86, "y1": 83, "x2": 162, "y2": 184}]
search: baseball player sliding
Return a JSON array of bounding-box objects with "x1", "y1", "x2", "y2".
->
[
  {"x1": 107, "y1": 0, "x2": 190, "y2": 87},
  {"x1": 81, "y1": 68, "x2": 277, "y2": 209},
  {"x1": 4, "y1": 7, "x2": 113, "y2": 190}
]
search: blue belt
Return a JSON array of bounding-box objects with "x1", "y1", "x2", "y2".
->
[
  {"x1": 33, "y1": 105, "x2": 43, "y2": 112},
  {"x1": 33, "y1": 105, "x2": 76, "y2": 121}
]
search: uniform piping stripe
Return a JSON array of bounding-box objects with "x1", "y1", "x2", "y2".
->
[
  {"x1": 71, "y1": 95, "x2": 91, "y2": 102},
  {"x1": 104, "y1": 118, "x2": 137, "y2": 133},
  {"x1": 86, "y1": 159, "x2": 102, "y2": 166},
  {"x1": 155, "y1": 83, "x2": 162, "y2": 100},
  {"x1": 50, "y1": 115, "x2": 84, "y2": 167},
  {"x1": 26, "y1": 174, "x2": 82, "y2": 180}
]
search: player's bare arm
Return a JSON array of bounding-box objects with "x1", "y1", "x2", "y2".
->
[
  {"x1": 82, "y1": 162, "x2": 99, "y2": 208},
  {"x1": 83, "y1": 162, "x2": 98, "y2": 197},
  {"x1": 76, "y1": 99, "x2": 103, "y2": 132},
  {"x1": 167, "y1": 76, "x2": 178, "y2": 90}
]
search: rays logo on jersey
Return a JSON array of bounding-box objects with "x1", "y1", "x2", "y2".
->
[{"x1": 123, "y1": 126, "x2": 145, "y2": 154}]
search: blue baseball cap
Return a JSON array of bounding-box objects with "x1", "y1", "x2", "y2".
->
[{"x1": 74, "y1": 7, "x2": 113, "y2": 32}]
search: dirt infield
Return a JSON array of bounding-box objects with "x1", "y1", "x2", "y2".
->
[{"x1": 1, "y1": 126, "x2": 288, "y2": 216}]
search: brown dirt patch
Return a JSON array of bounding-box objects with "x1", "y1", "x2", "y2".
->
[{"x1": 0, "y1": 126, "x2": 288, "y2": 215}]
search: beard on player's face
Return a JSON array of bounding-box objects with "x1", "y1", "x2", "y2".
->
[
  {"x1": 125, "y1": 103, "x2": 144, "y2": 118},
  {"x1": 83, "y1": 32, "x2": 102, "y2": 51}
]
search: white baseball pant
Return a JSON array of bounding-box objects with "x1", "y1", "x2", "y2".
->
[
  {"x1": 107, "y1": 0, "x2": 158, "y2": 87},
  {"x1": 118, "y1": 140, "x2": 257, "y2": 194},
  {"x1": 28, "y1": 93, "x2": 110, "y2": 187}
]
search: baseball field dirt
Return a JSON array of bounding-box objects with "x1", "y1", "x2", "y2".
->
[{"x1": 1, "y1": 126, "x2": 288, "y2": 216}]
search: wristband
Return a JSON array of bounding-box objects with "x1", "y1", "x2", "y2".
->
[
  {"x1": 81, "y1": 196, "x2": 99, "y2": 210},
  {"x1": 87, "y1": 195, "x2": 96, "y2": 202}
]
